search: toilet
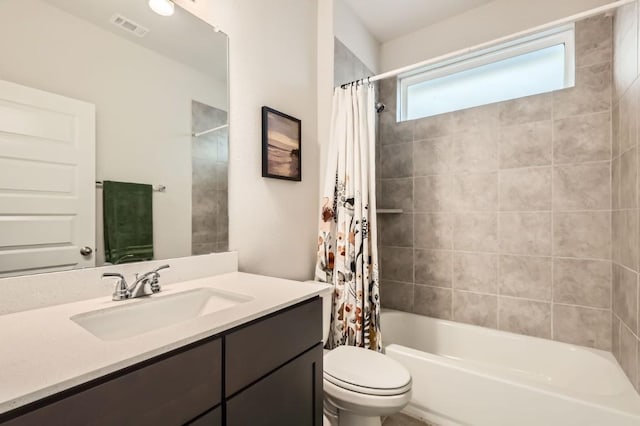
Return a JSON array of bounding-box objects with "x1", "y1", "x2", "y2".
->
[{"x1": 314, "y1": 285, "x2": 412, "y2": 426}]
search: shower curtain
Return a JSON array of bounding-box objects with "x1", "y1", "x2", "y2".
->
[{"x1": 315, "y1": 82, "x2": 382, "y2": 352}]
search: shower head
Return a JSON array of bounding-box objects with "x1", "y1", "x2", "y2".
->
[{"x1": 375, "y1": 102, "x2": 386, "y2": 113}]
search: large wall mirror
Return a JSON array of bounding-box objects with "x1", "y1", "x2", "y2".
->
[{"x1": 0, "y1": 0, "x2": 229, "y2": 277}]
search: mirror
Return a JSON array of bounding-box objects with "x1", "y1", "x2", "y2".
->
[{"x1": 0, "y1": 0, "x2": 228, "y2": 277}]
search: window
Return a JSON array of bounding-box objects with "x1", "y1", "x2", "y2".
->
[{"x1": 398, "y1": 25, "x2": 575, "y2": 121}]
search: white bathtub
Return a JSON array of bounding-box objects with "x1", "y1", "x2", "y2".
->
[{"x1": 381, "y1": 310, "x2": 640, "y2": 426}]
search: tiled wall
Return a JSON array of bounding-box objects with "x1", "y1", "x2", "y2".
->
[
  {"x1": 377, "y1": 16, "x2": 614, "y2": 350},
  {"x1": 612, "y1": 2, "x2": 640, "y2": 393},
  {"x1": 191, "y1": 100, "x2": 229, "y2": 255}
]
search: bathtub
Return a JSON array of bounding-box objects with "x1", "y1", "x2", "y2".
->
[{"x1": 381, "y1": 310, "x2": 640, "y2": 426}]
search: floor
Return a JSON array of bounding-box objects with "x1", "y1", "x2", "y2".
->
[{"x1": 383, "y1": 413, "x2": 433, "y2": 426}]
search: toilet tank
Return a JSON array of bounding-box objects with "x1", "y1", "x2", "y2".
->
[{"x1": 306, "y1": 281, "x2": 332, "y2": 345}]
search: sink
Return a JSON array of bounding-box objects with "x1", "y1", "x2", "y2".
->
[{"x1": 71, "y1": 288, "x2": 253, "y2": 341}]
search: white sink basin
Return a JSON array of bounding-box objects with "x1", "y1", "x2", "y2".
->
[{"x1": 71, "y1": 288, "x2": 253, "y2": 341}]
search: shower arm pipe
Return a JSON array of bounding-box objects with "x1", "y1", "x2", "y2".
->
[
  {"x1": 192, "y1": 124, "x2": 229, "y2": 138},
  {"x1": 343, "y1": 0, "x2": 633, "y2": 87}
]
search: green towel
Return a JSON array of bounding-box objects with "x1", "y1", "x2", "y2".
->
[{"x1": 103, "y1": 180, "x2": 153, "y2": 264}]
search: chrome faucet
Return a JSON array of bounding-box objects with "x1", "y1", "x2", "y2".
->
[{"x1": 101, "y1": 265, "x2": 170, "y2": 301}]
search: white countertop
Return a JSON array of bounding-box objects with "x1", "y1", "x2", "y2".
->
[{"x1": 0, "y1": 272, "x2": 330, "y2": 415}]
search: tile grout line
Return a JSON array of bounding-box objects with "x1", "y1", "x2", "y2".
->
[
  {"x1": 551, "y1": 86, "x2": 556, "y2": 341},
  {"x1": 497, "y1": 114, "x2": 502, "y2": 332}
]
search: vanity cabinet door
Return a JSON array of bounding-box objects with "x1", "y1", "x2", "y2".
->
[
  {"x1": 3, "y1": 338, "x2": 222, "y2": 426},
  {"x1": 226, "y1": 343, "x2": 323, "y2": 426},
  {"x1": 225, "y1": 297, "x2": 322, "y2": 396}
]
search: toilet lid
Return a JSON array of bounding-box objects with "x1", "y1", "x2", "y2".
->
[{"x1": 324, "y1": 346, "x2": 411, "y2": 396}]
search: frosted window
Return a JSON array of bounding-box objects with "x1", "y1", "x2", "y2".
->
[{"x1": 404, "y1": 44, "x2": 568, "y2": 120}]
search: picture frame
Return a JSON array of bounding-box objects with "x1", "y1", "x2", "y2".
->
[{"x1": 262, "y1": 106, "x2": 302, "y2": 181}]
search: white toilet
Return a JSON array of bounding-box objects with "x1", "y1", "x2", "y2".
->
[{"x1": 316, "y1": 286, "x2": 412, "y2": 426}]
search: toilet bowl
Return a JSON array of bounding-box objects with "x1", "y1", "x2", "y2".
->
[{"x1": 310, "y1": 282, "x2": 412, "y2": 426}]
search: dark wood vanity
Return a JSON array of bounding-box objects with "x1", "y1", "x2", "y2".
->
[{"x1": 0, "y1": 298, "x2": 323, "y2": 426}]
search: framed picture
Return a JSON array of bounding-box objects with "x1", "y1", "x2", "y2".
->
[{"x1": 262, "y1": 106, "x2": 302, "y2": 181}]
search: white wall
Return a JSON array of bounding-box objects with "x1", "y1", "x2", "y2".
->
[
  {"x1": 0, "y1": 0, "x2": 227, "y2": 263},
  {"x1": 381, "y1": 0, "x2": 613, "y2": 71},
  {"x1": 334, "y1": 0, "x2": 380, "y2": 73},
  {"x1": 175, "y1": 0, "x2": 321, "y2": 281}
]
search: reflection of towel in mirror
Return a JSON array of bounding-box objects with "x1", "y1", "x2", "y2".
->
[{"x1": 103, "y1": 181, "x2": 153, "y2": 264}]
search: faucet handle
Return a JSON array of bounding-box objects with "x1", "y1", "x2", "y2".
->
[
  {"x1": 149, "y1": 265, "x2": 169, "y2": 293},
  {"x1": 102, "y1": 273, "x2": 129, "y2": 301}
]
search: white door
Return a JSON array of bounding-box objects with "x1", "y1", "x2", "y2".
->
[{"x1": 0, "y1": 79, "x2": 95, "y2": 277}]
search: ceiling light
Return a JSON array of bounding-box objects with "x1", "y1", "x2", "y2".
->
[{"x1": 148, "y1": 0, "x2": 175, "y2": 16}]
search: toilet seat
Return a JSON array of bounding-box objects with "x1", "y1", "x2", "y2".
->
[{"x1": 323, "y1": 346, "x2": 412, "y2": 396}]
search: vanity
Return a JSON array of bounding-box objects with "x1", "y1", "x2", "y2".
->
[{"x1": 0, "y1": 265, "x2": 329, "y2": 426}]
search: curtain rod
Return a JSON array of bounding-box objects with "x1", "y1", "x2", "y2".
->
[{"x1": 341, "y1": 0, "x2": 632, "y2": 88}]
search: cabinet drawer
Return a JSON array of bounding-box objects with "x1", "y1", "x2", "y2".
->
[
  {"x1": 225, "y1": 298, "x2": 322, "y2": 396},
  {"x1": 226, "y1": 343, "x2": 323, "y2": 426},
  {"x1": 3, "y1": 338, "x2": 222, "y2": 426}
]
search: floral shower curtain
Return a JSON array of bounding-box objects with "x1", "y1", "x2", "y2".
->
[{"x1": 315, "y1": 82, "x2": 381, "y2": 352}]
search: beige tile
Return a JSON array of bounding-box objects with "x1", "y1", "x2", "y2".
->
[
  {"x1": 552, "y1": 163, "x2": 611, "y2": 211},
  {"x1": 414, "y1": 137, "x2": 453, "y2": 176},
  {"x1": 451, "y1": 172, "x2": 497, "y2": 211},
  {"x1": 380, "y1": 178, "x2": 413, "y2": 212},
  {"x1": 379, "y1": 214, "x2": 413, "y2": 247},
  {"x1": 637, "y1": 341, "x2": 640, "y2": 392},
  {"x1": 498, "y1": 93, "x2": 552, "y2": 126},
  {"x1": 450, "y1": 104, "x2": 497, "y2": 134},
  {"x1": 381, "y1": 280, "x2": 413, "y2": 312},
  {"x1": 453, "y1": 213, "x2": 498, "y2": 252},
  {"x1": 554, "y1": 63, "x2": 611, "y2": 119},
  {"x1": 380, "y1": 246, "x2": 413, "y2": 283},
  {"x1": 619, "y1": 81, "x2": 639, "y2": 154},
  {"x1": 613, "y1": 103, "x2": 620, "y2": 159},
  {"x1": 499, "y1": 255, "x2": 552, "y2": 301},
  {"x1": 575, "y1": 15, "x2": 613, "y2": 68},
  {"x1": 554, "y1": 258, "x2": 611, "y2": 309},
  {"x1": 414, "y1": 113, "x2": 454, "y2": 140},
  {"x1": 613, "y1": 315, "x2": 622, "y2": 361},
  {"x1": 379, "y1": 111, "x2": 414, "y2": 145},
  {"x1": 414, "y1": 213, "x2": 453, "y2": 249},
  {"x1": 498, "y1": 298, "x2": 551, "y2": 338},
  {"x1": 619, "y1": 147, "x2": 637, "y2": 209},
  {"x1": 499, "y1": 212, "x2": 552, "y2": 256},
  {"x1": 380, "y1": 142, "x2": 413, "y2": 178},
  {"x1": 499, "y1": 121, "x2": 552, "y2": 169},
  {"x1": 553, "y1": 211, "x2": 611, "y2": 259},
  {"x1": 553, "y1": 112, "x2": 611, "y2": 164},
  {"x1": 451, "y1": 130, "x2": 498, "y2": 173},
  {"x1": 620, "y1": 323, "x2": 639, "y2": 387},
  {"x1": 414, "y1": 249, "x2": 452, "y2": 287},
  {"x1": 613, "y1": 263, "x2": 638, "y2": 333},
  {"x1": 553, "y1": 304, "x2": 612, "y2": 350},
  {"x1": 378, "y1": 78, "x2": 397, "y2": 113},
  {"x1": 612, "y1": 156, "x2": 621, "y2": 210},
  {"x1": 612, "y1": 210, "x2": 639, "y2": 271},
  {"x1": 414, "y1": 175, "x2": 453, "y2": 212},
  {"x1": 414, "y1": 285, "x2": 452, "y2": 320},
  {"x1": 499, "y1": 167, "x2": 551, "y2": 211},
  {"x1": 453, "y1": 252, "x2": 498, "y2": 294},
  {"x1": 453, "y1": 291, "x2": 498, "y2": 328}
]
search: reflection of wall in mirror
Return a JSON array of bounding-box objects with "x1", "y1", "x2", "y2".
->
[{"x1": 0, "y1": 0, "x2": 228, "y2": 265}]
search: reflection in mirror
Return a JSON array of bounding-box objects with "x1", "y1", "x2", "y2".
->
[{"x1": 0, "y1": 0, "x2": 228, "y2": 277}]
